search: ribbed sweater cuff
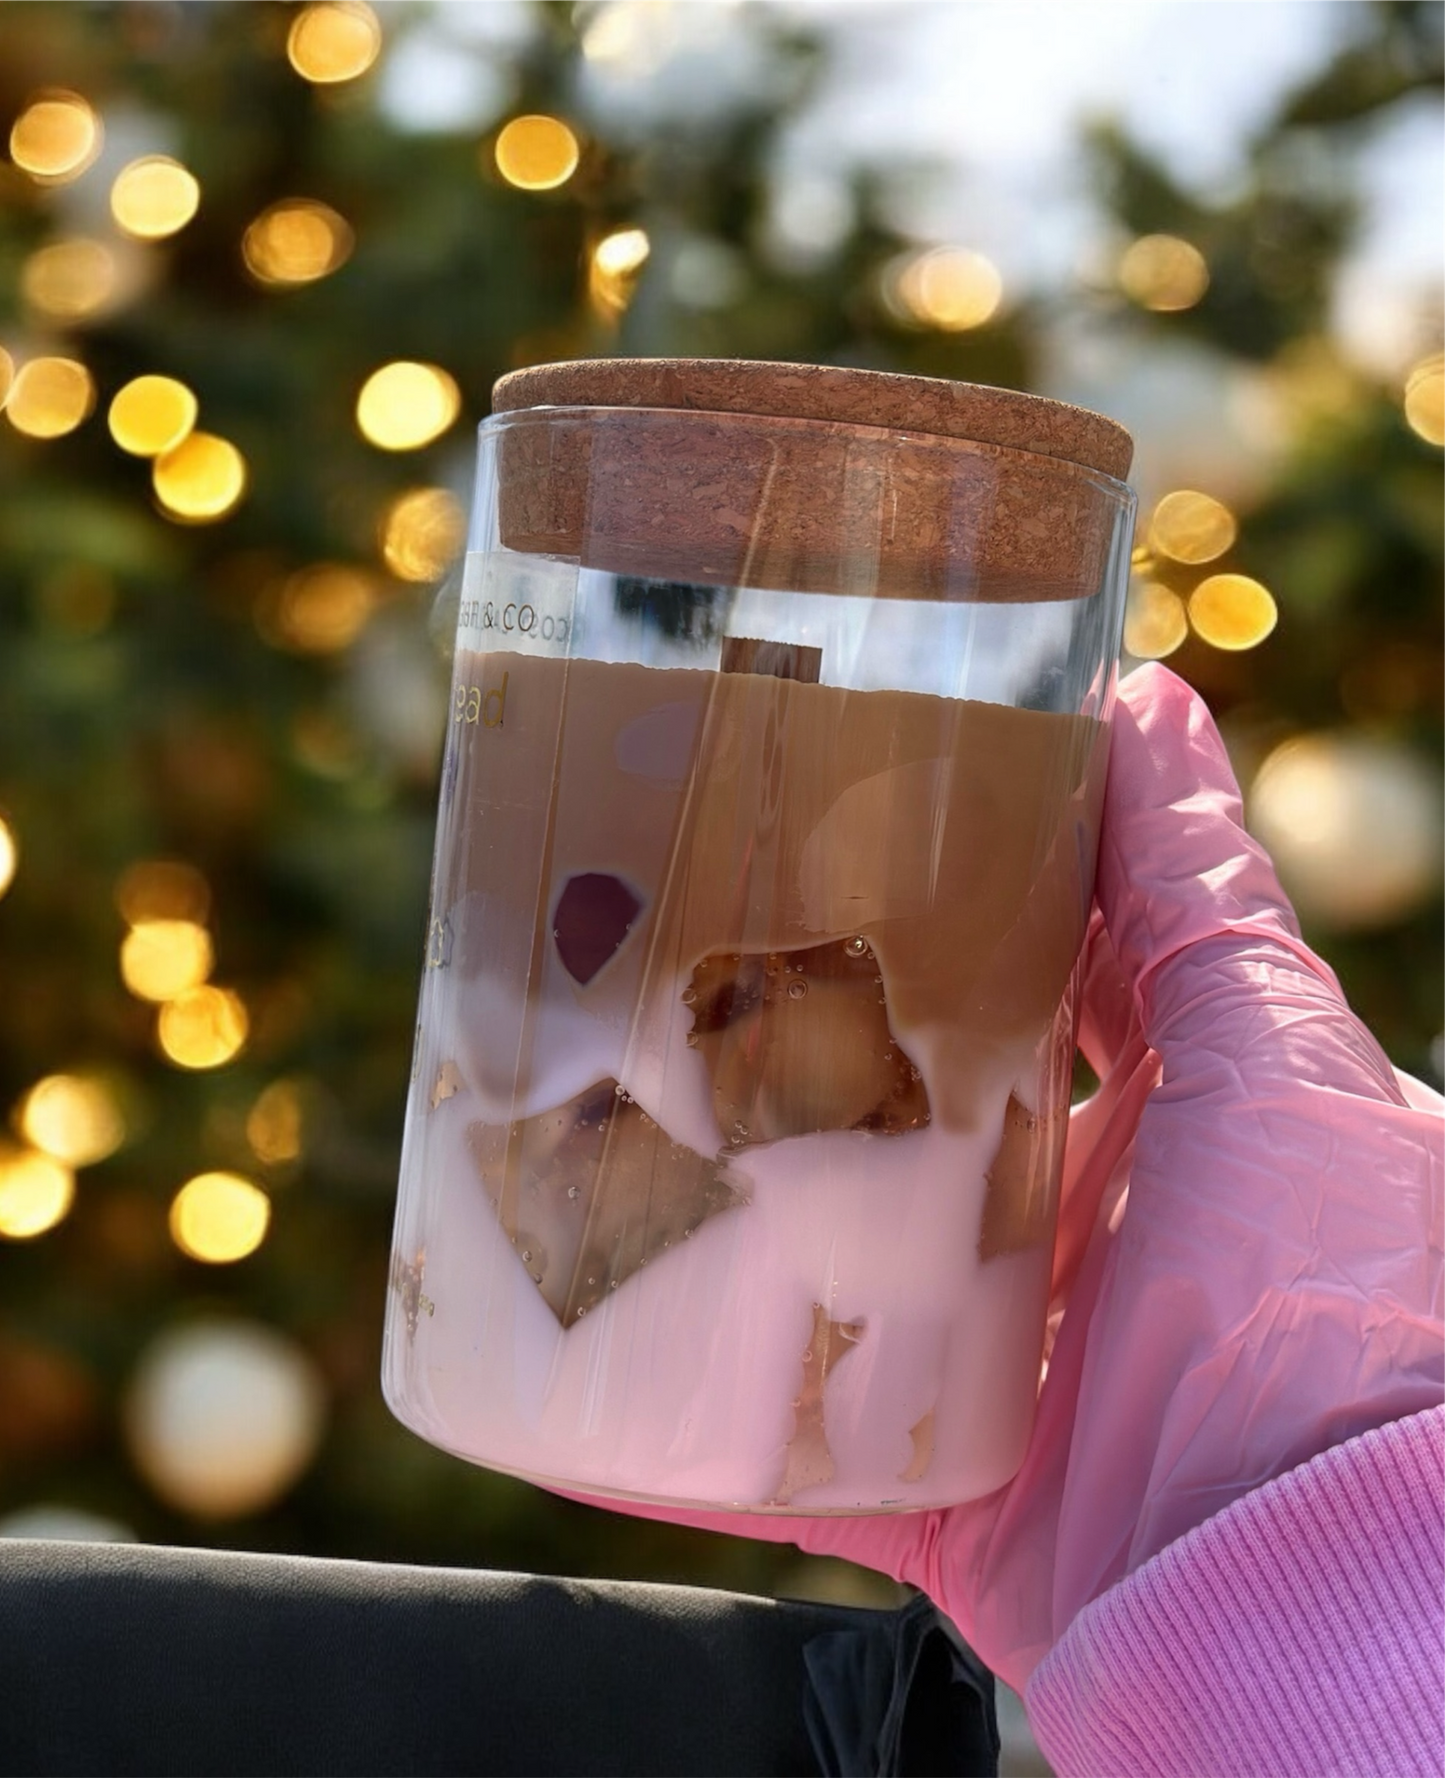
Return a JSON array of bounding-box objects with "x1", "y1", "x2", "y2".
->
[{"x1": 1026, "y1": 1405, "x2": 1445, "y2": 1778}]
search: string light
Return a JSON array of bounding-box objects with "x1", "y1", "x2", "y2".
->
[
  {"x1": 108, "y1": 376, "x2": 198, "y2": 457},
  {"x1": 110, "y1": 156, "x2": 201, "y2": 240},
  {"x1": 258, "y1": 564, "x2": 376, "y2": 653},
  {"x1": 115, "y1": 859, "x2": 211, "y2": 927},
  {"x1": 4, "y1": 357, "x2": 96, "y2": 439},
  {"x1": 0, "y1": 1146, "x2": 75, "y2": 1240},
  {"x1": 1147, "y1": 490, "x2": 1237, "y2": 564},
  {"x1": 157, "y1": 986, "x2": 249, "y2": 1070},
  {"x1": 287, "y1": 2, "x2": 382, "y2": 84},
  {"x1": 379, "y1": 487, "x2": 465, "y2": 581},
  {"x1": 120, "y1": 919, "x2": 213, "y2": 1002},
  {"x1": 355, "y1": 362, "x2": 460, "y2": 451},
  {"x1": 494, "y1": 115, "x2": 581, "y2": 191},
  {"x1": 242, "y1": 199, "x2": 354, "y2": 287},
  {"x1": 0, "y1": 817, "x2": 16, "y2": 898},
  {"x1": 1188, "y1": 574, "x2": 1278, "y2": 651},
  {"x1": 589, "y1": 227, "x2": 650, "y2": 317},
  {"x1": 153, "y1": 432, "x2": 248, "y2": 521},
  {"x1": 246, "y1": 1080, "x2": 306, "y2": 1165},
  {"x1": 1118, "y1": 234, "x2": 1209, "y2": 312},
  {"x1": 889, "y1": 248, "x2": 1002, "y2": 332},
  {"x1": 169, "y1": 1172, "x2": 271, "y2": 1264},
  {"x1": 20, "y1": 239, "x2": 118, "y2": 322},
  {"x1": 1404, "y1": 352, "x2": 1443, "y2": 447},
  {"x1": 1124, "y1": 581, "x2": 1189, "y2": 660},
  {"x1": 9, "y1": 92, "x2": 102, "y2": 185},
  {"x1": 15, "y1": 1074, "x2": 126, "y2": 1168}
]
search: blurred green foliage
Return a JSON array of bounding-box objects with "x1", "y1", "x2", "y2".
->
[{"x1": 0, "y1": 0, "x2": 1439, "y2": 1594}]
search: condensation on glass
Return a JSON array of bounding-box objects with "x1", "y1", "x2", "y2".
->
[{"x1": 385, "y1": 360, "x2": 1135, "y2": 1513}]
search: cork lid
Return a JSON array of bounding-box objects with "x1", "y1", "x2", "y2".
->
[
  {"x1": 492, "y1": 358, "x2": 1133, "y2": 482},
  {"x1": 488, "y1": 358, "x2": 1134, "y2": 602}
]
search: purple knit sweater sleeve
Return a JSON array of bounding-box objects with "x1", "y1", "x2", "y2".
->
[{"x1": 1025, "y1": 1405, "x2": 1445, "y2": 1778}]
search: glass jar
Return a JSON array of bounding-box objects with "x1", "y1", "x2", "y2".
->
[{"x1": 385, "y1": 360, "x2": 1135, "y2": 1513}]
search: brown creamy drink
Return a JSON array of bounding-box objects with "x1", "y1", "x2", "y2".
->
[{"x1": 393, "y1": 646, "x2": 1104, "y2": 1507}]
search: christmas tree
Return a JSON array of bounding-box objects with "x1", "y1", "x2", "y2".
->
[{"x1": 0, "y1": 0, "x2": 1438, "y2": 1605}]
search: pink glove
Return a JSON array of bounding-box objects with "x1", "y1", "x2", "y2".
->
[{"x1": 583, "y1": 662, "x2": 1445, "y2": 1693}]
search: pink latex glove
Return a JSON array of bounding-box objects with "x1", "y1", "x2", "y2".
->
[{"x1": 578, "y1": 662, "x2": 1445, "y2": 1693}]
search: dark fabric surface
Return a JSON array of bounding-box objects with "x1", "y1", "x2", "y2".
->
[{"x1": 0, "y1": 1539, "x2": 999, "y2": 1778}]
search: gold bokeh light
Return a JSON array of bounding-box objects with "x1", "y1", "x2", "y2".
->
[
  {"x1": 120, "y1": 919, "x2": 214, "y2": 1002},
  {"x1": 355, "y1": 361, "x2": 461, "y2": 451},
  {"x1": 0, "y1": 1146, "x2": 75, "y2": 1240},
  {"x1": 169, "y1": 1171, "x2": 271, "y2": 1264},
  {"x1": 1124, "y1": 581, "x2": 1189, "y2": 660},
  {"x1": 16, "y1": 1073, "x2": 126, "y2": 1168},
  {"x1": 9, "y1": 92, "x2": 102, "y2": 184},
  {"x1": 1118, "y1": 234, "x2": 1209, "y2": 312},
  {"x1": 247, "y1": 1080, "x2": 306, "y2": 1165},
  {"x1": 1404, "y1": 353, "x2": 1443, "y2": 447},
  {"x1": 0, "y1": 347, "x2": 13, "y2": 410},
  {"x1": 115, "y1": 858, "x2": 211, "y2": 927},
  {"x1": 259, "y1": 564, "x2": 376, "y2": 653},
  {"x1": 589, "y1": 227, "x2": 651, "y2": 317},
  {"x1": 108, "y1": 376, "x2": 198, "y2": 458},
  {"x1": 287, "y1": 2, "x2": 382, "y2": 84},
  {"x1": 1148, "y1": 489, "x2": 1238, "y2": 565},
  {"x1": 21, "y1": 238, "x2": 118, "y2": 323},
  {"x1": 110, "y1": 156, "x2": 201, "y2": 240},
  {"x1": 157, "y1": 986, "x2": 249, "y2": 1070},
  {"x1": 0, "y1": 818, "x2": 16, "y2": 898},
  {"x1": 4, "y1": 357, "x2": 96, "y2": 439},
  {"x1": 242, "y1": 199, "x2": 354, "y2": 287},
  {"x1": 380, "y1": 487, "x2": 466, "y2": 582},
  {"x1": 494, "y1": 115, "x2": 581, "y2": 191},
  {"x1": 153, "y1": 432, "x2": 248, "y2": 522},
  {"x1": 1189, "y1": 573, "x2": 1278, "y2": 651},
  {"x1": 893, "y1": 248, "x2": 1002, "y2": 332}
]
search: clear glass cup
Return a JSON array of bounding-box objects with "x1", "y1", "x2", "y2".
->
[{"x1": 384, "y1": 361, "x2": 1135, "y2": 1513}]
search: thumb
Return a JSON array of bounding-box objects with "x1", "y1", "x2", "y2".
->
[{"x1": 1095, "y1": 662, "x2": 1402, "y2": 1102}]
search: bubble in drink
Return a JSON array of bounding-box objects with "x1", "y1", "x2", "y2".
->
[{"x1": 787, "y1": 979, "x2": 808, "y2": 1000}]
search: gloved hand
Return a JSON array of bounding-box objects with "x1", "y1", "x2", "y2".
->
[{"x1": 595, "y1": 662, "x2": 1445, "y2": 1694}]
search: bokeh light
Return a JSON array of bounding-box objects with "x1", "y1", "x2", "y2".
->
[
  {"x1": 0, "y1": 818, "x2": 16, "y2": 898},
  {"x1": 589, "y1": 227, "x2": 651, "y2": 317},
  {"x1": 16, "y1": 1074, "x2": 126, "y2": 1168},
  {"x1": 4, "y1": 358, "x2": 96, "y2": 439},
  {"x1": 20, "y1": 239, "x2": 119, "y2": 323},
  {"x1": 1250, "y1": 734, "x2": 1443, "y2": 929},
  {"x1": 1118, "y1": 234, "x2": 1210, "y2": 311},
  {"x1": 0, "y1": 1146, "x2": 76, "y2": 1240},
  {"x1": 890, "y1": 248, "x2": 1003, "y2": 331},
  {"x1": 242, "y1": 199, "x2": 354, "y2": 287},
  {"x1": 120, "y1": 919, "x2": 214, "y2": 1002},
  {"x1": 157, "y1": 986, "x2": 249, "y2": 1069},
  {"x1": 0, "y1": 347, "x2": 13, "y2": 410},
  {"x1": 1188, "y1": 573, "x2": 1278, "y2": 650},
  {"x1": 169, "y1": 1172, "x2": 271, "y2": 1264},
  {"x1": 355, "y1": 361, "x2": 461, "y2": 451},
  {"x1": 115, "y1": 858, "x2": 211, "y2": 927},
  {"x1": 9, "y1": 92, "x2": 102, "y2": 184},
  {"x1": 287, "y1": 2, "x2": 382, "y2": 84},
  {"x1": 1404, "y1": 352, "x2": 1444, "y2": 447},
  {"x1": 379, "y1": 486, "x2": 466, "y2": 582},
  {"x1": 1124, "y1": 581, "x2": 1189, "y2": 660},
  {"x1": 258, "y1": 564, "x2": 376, "y2": 653},
  {"x1": 1148, "y1": 489, "x2": 1238, "y2": 564},
  {"x1": 110, "y1": 156, "x2": 201, "y2": 239},
  {"x1": 108, "y1": 376, "x2": 198, "y2": 458},
  {"x1": 246, "y1": 1080, "x2": 305, "y2": 1165},
  {"x1": 153, "y1": 432, "x2": 248, "y2": 521},
  {"x1": 494, "y1": 115, "x2": 581, "y2": 191},
  {"x1": 124, "y1": 1321, "x2": 325, "y2": 1517}
]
